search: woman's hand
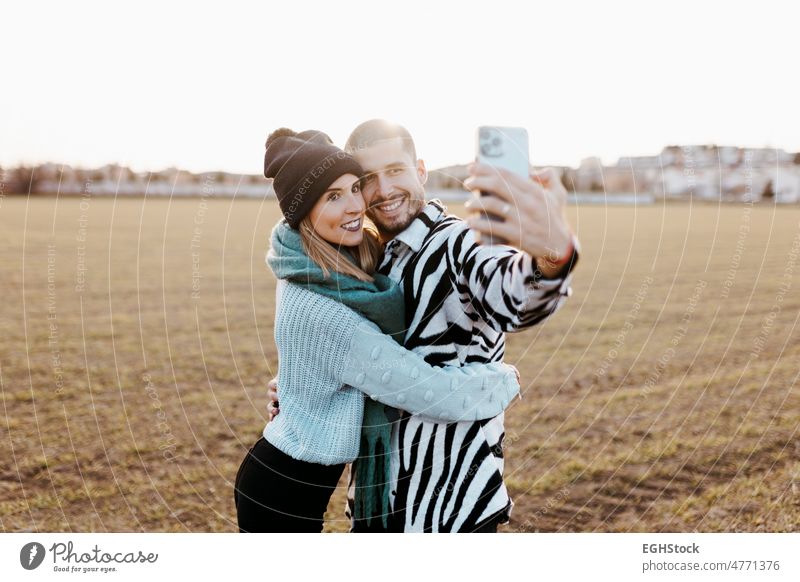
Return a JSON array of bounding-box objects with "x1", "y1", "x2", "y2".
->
[{"x1": 267, "y1": 377, "x2": 280, "y2": 420}]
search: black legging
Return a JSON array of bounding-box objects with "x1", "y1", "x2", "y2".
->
[{"x1": 234, "y1": 436, "x2": 345, "y2": 533}]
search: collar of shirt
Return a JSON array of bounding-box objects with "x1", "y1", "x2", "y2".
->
[{"x1": 384, "y1": 198, "x2": 447, "y2": 256}]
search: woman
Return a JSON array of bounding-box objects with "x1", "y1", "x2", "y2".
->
[{"x1": 234, "y1": 129, "x2": 520, "y2": 532}]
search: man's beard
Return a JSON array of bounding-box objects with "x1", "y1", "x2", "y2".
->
[{"x1": 367, "y1": 193, "x2": 425, "y2": 237}]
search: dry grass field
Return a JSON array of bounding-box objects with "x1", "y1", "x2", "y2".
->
[{"x1": 1, "y1": 194, "x2": 798, "y2": 532}]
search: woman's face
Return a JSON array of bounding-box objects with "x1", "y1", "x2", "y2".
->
[{"x1": 308, "y1": 173, "x2": 365, "y2": 247}]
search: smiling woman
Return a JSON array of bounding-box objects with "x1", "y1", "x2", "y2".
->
[
  {"x1": 263, "y1": 128, "x2": 382, "y2": 282},
  {"x1": 297, "y1": 176, "x2": 383, "y2": 282},
  {"x1": 305, "y1": 175, "x2": 369, "y2": 254}
]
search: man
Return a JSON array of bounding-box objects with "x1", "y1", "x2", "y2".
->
[{"x1": 267, "y1": 120, "x2": 578, "y2": 532}]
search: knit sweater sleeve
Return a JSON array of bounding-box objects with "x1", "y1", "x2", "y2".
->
[{"x1": 335, "y1": 318, "x2": 520, "y2": 422}]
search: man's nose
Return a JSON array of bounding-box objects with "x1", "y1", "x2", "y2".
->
[{"x1": 377, "y1": 173, "x2": 393, "y2": 196}]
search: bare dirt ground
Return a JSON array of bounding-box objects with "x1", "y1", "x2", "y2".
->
[{"x1": 1, "y1": 196, "x2": 797, "y2": 532}]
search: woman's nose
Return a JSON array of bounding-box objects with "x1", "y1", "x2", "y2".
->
[{"x1": 347, "y1": 191, "x2": 365, "y2": 214}]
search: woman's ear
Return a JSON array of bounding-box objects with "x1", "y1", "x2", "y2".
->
[{"x1": 416, "y1": 159, "x2": 428, "y2": 186}]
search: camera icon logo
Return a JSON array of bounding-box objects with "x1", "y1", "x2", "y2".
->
[
  {"x1": 479, "y1": 127, "x2": 505, "y2": 158},
  {"x1": 20, "y1": 542, "x2": 46, "y2": 570}
]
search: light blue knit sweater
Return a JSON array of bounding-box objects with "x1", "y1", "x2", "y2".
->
[{"x1": 264, "y1": 280, "x2": 520, "y2": 465}]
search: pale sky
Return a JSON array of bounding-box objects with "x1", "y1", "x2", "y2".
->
[{"x1": 2, "y1": 0, "x2": 797, "y2": 174}]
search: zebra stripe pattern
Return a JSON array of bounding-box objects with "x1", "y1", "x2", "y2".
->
[{"x1": 350, "y1": 199, "x2": 577, "y2": 532}]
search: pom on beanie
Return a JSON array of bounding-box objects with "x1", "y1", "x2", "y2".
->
[{"x1": 265, "y1": 127, "x2": 297, "y2": 149}]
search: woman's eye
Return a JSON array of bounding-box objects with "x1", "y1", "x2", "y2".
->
[
  {"x1": 328, "y1": 192, "x2": 339, "y2": 201},
  {"x1": 352, "y1": 183, "x2": 361, "y2": 193}
]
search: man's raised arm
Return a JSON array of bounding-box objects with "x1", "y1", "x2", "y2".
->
[{"x1": 448, "y1": 165, "x2": 579, "y2": 332}]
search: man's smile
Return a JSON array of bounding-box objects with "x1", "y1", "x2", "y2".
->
[{"x1": 372, "y1": 195, "x2": 407, "y2": 217}]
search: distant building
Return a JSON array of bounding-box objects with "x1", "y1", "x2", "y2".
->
[{"x1": 9, "y1": 144, "x2": 799, "y2": 202}]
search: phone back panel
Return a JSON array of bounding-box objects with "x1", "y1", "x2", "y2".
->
[{"x1": 476, "y1": 126, "x2": 530, "y2": 177}]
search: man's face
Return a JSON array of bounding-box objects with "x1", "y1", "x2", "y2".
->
[{"x1": 353, "y1": 137, "x2": 427, "y2": 238}]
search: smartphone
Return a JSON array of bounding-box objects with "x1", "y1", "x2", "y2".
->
[{"x1": 473, "y1": 126, "x2": 530, "y2": 245}]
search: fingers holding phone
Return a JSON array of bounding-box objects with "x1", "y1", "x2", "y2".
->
[
  {"x1": 531, "y1": 167, "x2": 568, "y2": 210},
  {"x1": 464, "y1": 126, "x2": 573, "y2": 265}
]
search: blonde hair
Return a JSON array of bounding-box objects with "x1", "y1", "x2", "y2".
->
[{"x1": 298, "y1": 216, "x2": 383, "y2": 282}]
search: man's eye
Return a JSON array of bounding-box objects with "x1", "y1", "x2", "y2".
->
[{"x1": 388, "y1": 168, "x2": 403, "y2": 176}]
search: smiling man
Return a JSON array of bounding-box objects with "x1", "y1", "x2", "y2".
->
[
  {"x1": 347, "y1": 126, "x2": 428, "y2": 239},
  {"x1": 268, "y1": 119, "x2": 579, "y2": 532}
]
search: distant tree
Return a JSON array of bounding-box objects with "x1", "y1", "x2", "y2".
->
[
  {"x1": 762, "y1": 180, "x2": 775, "y2": 200},
  {"x1": 12, "y1": 166, "x2": 42, "y2": 194},
  {"x1": 560, "y1": 169, "x2": 577, "y2": 193}
]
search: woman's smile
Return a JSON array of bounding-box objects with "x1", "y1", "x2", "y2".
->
[{"x1": 341, "y1": 217, "x2": 362, "y2": 232}]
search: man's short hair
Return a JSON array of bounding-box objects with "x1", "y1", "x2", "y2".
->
[{"x1": 345, "y1": 119, "x2": 417, "y2": 162}]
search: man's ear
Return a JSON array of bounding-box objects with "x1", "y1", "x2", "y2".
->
[{"x1": 416, "y1": 159, "x2": 428, "y2": 186}]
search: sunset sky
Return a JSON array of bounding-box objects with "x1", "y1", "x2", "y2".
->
[{"x1": 2, "y1": 0, "x2": 797, "y2": 174}]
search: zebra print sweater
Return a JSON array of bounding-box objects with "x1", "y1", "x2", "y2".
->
[{"x1": 348, "y1": 199, "x2": 578, "y2": 532}]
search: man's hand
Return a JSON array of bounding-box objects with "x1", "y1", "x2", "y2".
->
[
  {"x1": 267, "y1": 377, "x2": 279, "y2": 421},
  {"x1": 464, "y1": 164, "x2": 573, "y2": 277}
]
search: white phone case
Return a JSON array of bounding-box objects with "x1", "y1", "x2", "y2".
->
[
  {"x1": 474, "y1": 126, "x2": 530, "y2": 244},
  {"x1": 476, "y1": 126, "x2": 529, "y2": 178}
]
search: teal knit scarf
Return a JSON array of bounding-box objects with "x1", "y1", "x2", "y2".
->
[{"x1": 267, "y1": 220, "x2": 404, "y2": 528}]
